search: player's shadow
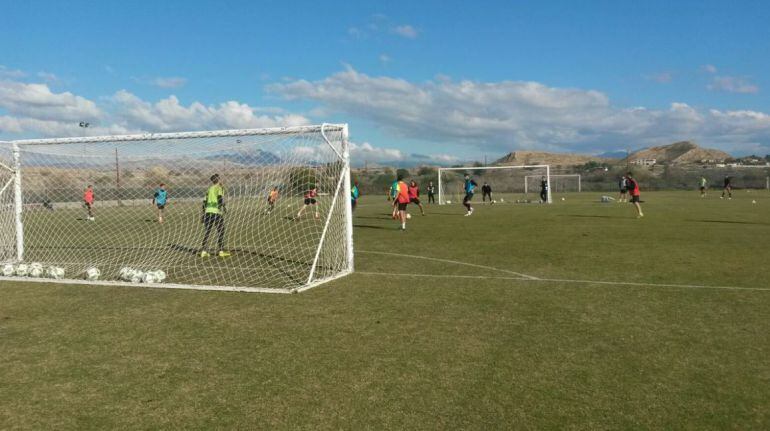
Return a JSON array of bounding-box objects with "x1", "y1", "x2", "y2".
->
[
  {"x1": 353, "y1": 224, "x2": 388, "y2": 230},
  {"x1": 685, "y1": 219, "x2": 770, "y2": 226},
  {"x1": 558, "y1": 214, "x2": 618, "y2": 219}
]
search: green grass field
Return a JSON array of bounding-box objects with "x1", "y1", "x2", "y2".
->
[{"x1": 1, "y1": 190, "x2": 769, "y2": 429}]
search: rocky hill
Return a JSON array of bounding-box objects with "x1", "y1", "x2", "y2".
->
[
  {"x1": 494, "y1": 151, "x2": 611, "y2": 166},
  {"x1": 626, "y1": 141, "x2": 730, "y2": 164}
]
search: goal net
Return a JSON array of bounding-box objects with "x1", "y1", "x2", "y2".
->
[
  {"x1": 0, "y1": 124, "x2": 353, "y2": 293},
  {"x1": 438, "y1": 165, "x2": 552, "y2": 205},
  {"x1": 525, "y1": 174, "x2": 581, "y2": 195}
]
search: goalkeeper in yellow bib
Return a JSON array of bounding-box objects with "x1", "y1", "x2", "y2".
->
[{"x1": 199, "y1": 174, "x2": 230, "y2": 258}]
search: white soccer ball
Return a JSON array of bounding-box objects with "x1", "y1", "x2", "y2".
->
[
  {"x1": 46, "y1": 266, "x2": 65, "y2": 279},
  {"x1": 15, "y1": 263, "x2": 29, "y2": 277},
  {"x1": 130, "y1": 270, "x2": 144, "y2": 283},
  {"x1": 492, "y1": 200, "x2": 497, "y2": 203},
  {"x1": 752, "y1": 200, "x2": 757, "y2": 204},
  {"x1": 500, "y1": 198, "x2": 504, "y2": 203},
  {"x1": 29, "y1": 263, "x2": 44, "y2": 278},
  {"x1": 142, "y1": 271, "x2": 157, "y2": 284},
  {"x1": 561, "y1": 197, "x2": 566, "y2": 201},
  {"x1": 85, "y1": 267, "x2": 101, "y2": 281},
  {"x1": 446, "y1": 200, "x2": 452, "y2": 204},
  {"x1": 2, "y1": 264, "x2": 15, "y2": 277},
  {"x1": 152, "y1": 270, "x2": 167, "y2": 282},
  {"x1": 406, "y1": 213, "x2": 412, "y2": 219}
]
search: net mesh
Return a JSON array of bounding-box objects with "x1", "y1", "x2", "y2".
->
[
  {"x1": 3, "y1": 125, "x2": 352, "y2": 291},
  {"x1": 438, "y1": 166, "x2": 551, "y2": 204}
]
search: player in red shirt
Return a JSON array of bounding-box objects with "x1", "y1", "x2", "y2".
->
[
  {"x1": 408, "y1": 180, "x2": 425, "y2": 216},
  {"x1": 296, "y1": 187, "x2": 320, "y2": 220},
  {"x1": 83, "y1": 184, "x2": 95, "y2": 221},
  {"x1": 626, "y1": 172, "x2": 644, "y2": 218},
  {"x1": 395, "y1": 175, "x2": 410, "y2": 230}
]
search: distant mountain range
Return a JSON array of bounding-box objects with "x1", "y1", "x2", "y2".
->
[{"x1": 624, "y1": 141, "x2": 731, "y2": 164}]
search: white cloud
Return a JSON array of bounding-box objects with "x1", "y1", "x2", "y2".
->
[
  {"x1": 350, "y1": 141, "x2": 404, "y2": 163},
  {"x1": 36, "y1": 71, "x2": 60, "y2": 83},
  {"x1": 392, "y1": 25, "x2": 419, "y2": 39},
  {"x1": 0, "y1": 76, "x2": 309, "y2": 138},
  {"x1": 0, "y1": 65, "x2": 25, "y2": 79},
  {"x1": 269, "y1": 66, "x2": 770, "y2": 155},
  {"x1": 645, "y1": 71, "x2": 673, "y2": 83},
  {"x1": 708, "y1": 76, "x2": 759, "y2": 94},
  {"x1": 151, "y1": 76, "x2": 188, "y2": 88},
  {"x1": 702, "y1": 64, "x2": 718, "y2": 74},
  {"x1": 379, "y1": 54, "x2": 392, "y2": 64},
  {"x1": 0, "y1": 80, "x2": 102, "y2": 122}
]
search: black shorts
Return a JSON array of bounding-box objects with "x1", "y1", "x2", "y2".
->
[
  {"x1": 630, "y1": 195, "x2": 641, "y2": 203},
  {"x1": 410, "y1": 197, "x2": 421, "y2": 205},
  {"x1": 84, "y1": 202, "x2": 92, "y2": 209},
  {"x1": 304, "y1": 198, "x2": 317, "y2": 205},
  {"x1": 620, "y1": 188, "x2": 628, "y2": 193},
  {"x1": 463, "y1": 193, "x2": 474, "y2": 203},
  {"x1": 700, "y1": 187, "x2": 705, "y2": 192},
  {"x1": 157, "y1": 204, "x2": 166, "y2": 210},
  {"x1": 397, "y1": 202, "x2": 408, "y2": 211}
]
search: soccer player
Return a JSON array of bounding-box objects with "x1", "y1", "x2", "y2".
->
[
  {"x1": 626, "y1": 172, "x2": 644, "y2": 218},
  {"x1": 296, "y1": 186, "x2": 320, "y2": 219},
  {"x1": 699, "y1": 176, "x2": 708, "y2": 198},
  {"x1": 481, "y1": 182, "x2": 493, "y2": 203},
  {"x1": 539, "y1": 177, "x2": 549, "y2": 203},
  {"x1": 408, "y1": 180, "x2": 425, "y2": 216},
  {"x1": 267, "y1": 187, "x2": 279, "y2": 213},
  {"x1": 199, "y1": 174, "x2": 229, "y2": 258},
  {"x1": 83, "y1": 184, "x2": 95, "y2": 221},
  {"x1": 351, "y1": 181, "x2": 360, "y2": 212},
  {"x1": 426, "y1": 181, "x2": 436, "y2": 204},
  {"x1": 394, "y1": 175, "x2": 410, "y2": 230},
  {"x1": 152, "y1": 183, "x2": 168, "y2": 223},
  {"x1": 462, "y1": 174, "x2": 478, "y2": 216},
  {"x1": 389, "y1": 178, "x2": 400, "y2": 219},
  {"x1": 618, "y1": 175, "x2": 628, "y2": 203},
  {"x1": 721, "y1": 175, "x2": 732, "y2": 199}
]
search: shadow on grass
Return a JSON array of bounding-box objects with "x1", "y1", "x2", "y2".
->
[
  {"x1": 685, "y1": 219, "x2": 770, "y2": 226},
  {"x1": 354, "y1": 224, "x2": 389, "y2": 230}
]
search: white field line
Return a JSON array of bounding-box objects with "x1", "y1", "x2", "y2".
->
[
  {"x1": 358, "y1": 250, "x2": 539, "y2": 280},
  {"x1": 356, "y1": 271, "x2": 770, "y2": 292}
]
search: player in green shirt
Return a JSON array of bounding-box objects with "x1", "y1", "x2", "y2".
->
[{"x1": 199, "y1": 174, "x2": 230, "y2": 257}]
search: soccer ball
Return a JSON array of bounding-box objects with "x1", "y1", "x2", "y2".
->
[
  {"x1": 2, "y1": 264, "x2": 15, "y2": 276},
  {"x1": 752, "y1": 200, "x2": 757, "y2": 204},
  {"x1": 152, "y1": 270, "x2": 167, "y2": 282},
  {"x1": 492, "y1": 200, "x2": 496, "y2": 204},
  {"x1": 15, "y1": 263, "x2": 29, "y2": 277},
  {"x1": 446, "y1": 200, "x2": 452, "y2": 204},
  {"x1": 142, "y1": 271, "x2": 158, "y2": 284},
  {"x1": 406, "y1": 213, "x2": 412, "y2": 219},
  {"x1": 129, "y1": 270, "x2": 144, "y2": 283},
  {"x1": 29, "y1": 263, "x2": 44, "y2": 278},
  {"x1": 119, "y1": 267, "x2": 135, "y2": 281},
  {"x1": 85, "y1": 267, "x2": 101, "y2": 281},
  {"x1": 500, "y1": 198, "x2": 504, "y2": 203},
  {"x1": 561, "y1": 197, "x2": 566, "y2": 201},
  {"x1": 46, "y1": 266, "x2": 65, "y2": 279}
]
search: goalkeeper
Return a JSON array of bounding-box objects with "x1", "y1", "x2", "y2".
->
[{"x1": 200, "y1": 174, "x2": 230, "y2": 257}]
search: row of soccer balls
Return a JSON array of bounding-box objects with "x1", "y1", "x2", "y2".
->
[
  {"x1": 118, "y1": 267, "x2": 167, "y2": 284},
  {"x1": 0, "y1": 263, "x2": 166, "y2": 283}
]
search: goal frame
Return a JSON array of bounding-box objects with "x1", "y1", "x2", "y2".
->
[
  {"x1": 437, "y1": 164, "x2": 552, "y2": 204},
  {"x1": 525, "y1": 174, "x2": 581, "y2": 194},
  {"x1": 2, "y1": 124, "x2": 354, "y2": 294}
]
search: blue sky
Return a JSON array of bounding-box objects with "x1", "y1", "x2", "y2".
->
[{"x1": 1, "y1": 0, "x2": 769, "y2": 163}]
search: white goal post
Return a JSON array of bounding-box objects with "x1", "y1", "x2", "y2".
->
[
  {"x1": 0, "y1": 124, "x2": 353, "y2": 294},
  {"x1": 438, "y1": 165, "x2": 552, "y2": 204},
  {"x1": 525, "y1": 174, "x2": 581, "y2": 194}
]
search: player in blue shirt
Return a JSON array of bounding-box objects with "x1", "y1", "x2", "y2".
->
[
  {"x1": 351, "y1": 181, "x2": 360, "y2": 212},
  {"x1": 152, "y1": 183, "x2": 168, "y2": 224},
  {"x1": 463, "y1": 174, "x2": 478, "y2": 216}
]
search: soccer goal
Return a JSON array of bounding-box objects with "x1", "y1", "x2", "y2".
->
[
  {"x1": 437, "y1": 165, "x2": 552, "y2": 205},
  {"x1": 525, "y1": 174, "x2": 581, "y2": 194},
  {"x1": 0, "y1": 124, "x2": 353, "y2": 293}
]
